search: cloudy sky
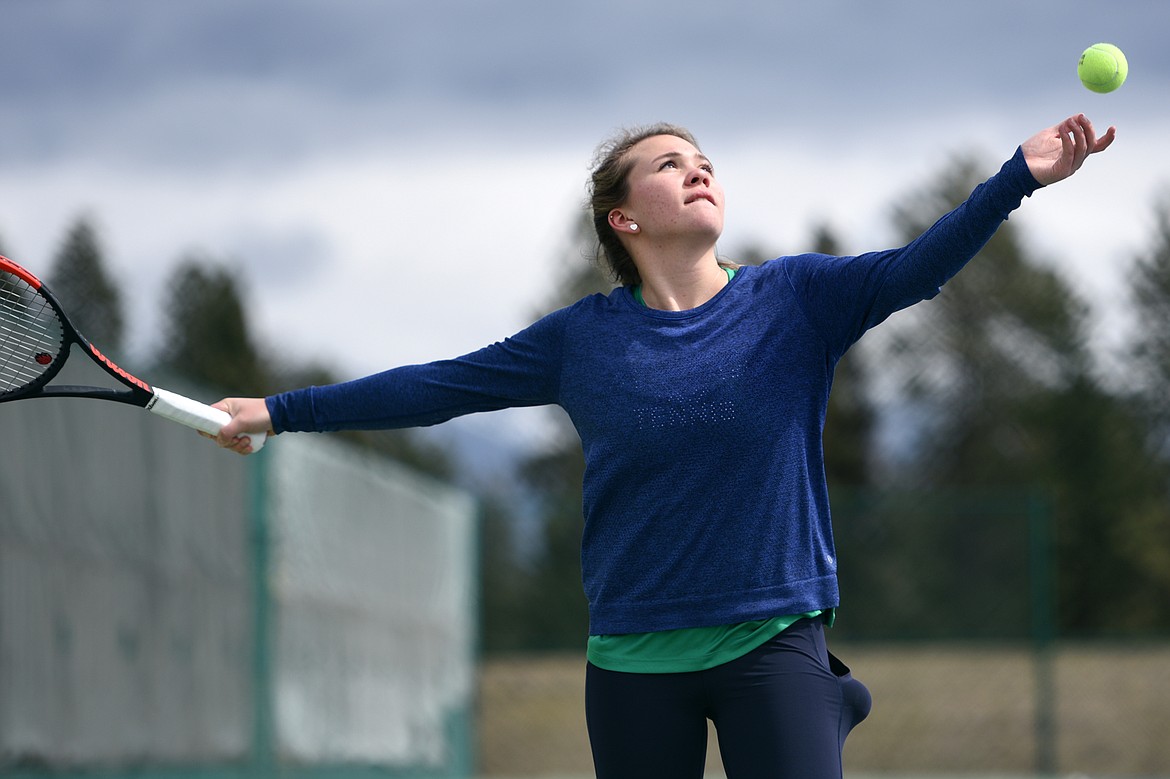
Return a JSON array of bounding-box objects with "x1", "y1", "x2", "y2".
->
[{"x1": 2, "y1": 0, "x2": 1167, "y2": 455}]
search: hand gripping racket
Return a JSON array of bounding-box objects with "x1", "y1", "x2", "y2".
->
[{"x1": 0, "y1": 254, "x2": 265, "y2": 450}]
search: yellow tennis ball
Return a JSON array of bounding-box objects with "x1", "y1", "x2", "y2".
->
[{"x1": 1078, "y1": 43, "x2": 1128, "y2": 93}]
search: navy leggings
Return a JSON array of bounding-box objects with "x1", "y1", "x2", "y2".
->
[{"x1": 585, "y1": 617, "x2": 872, "y2": 779}]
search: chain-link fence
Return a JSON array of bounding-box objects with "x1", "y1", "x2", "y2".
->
[
  {"x1": 477, "y1": 488, "x2": 1170, "y2": 778},
  {"x1": 0, "y1": 372, "x2": 478, "y2": 778}
]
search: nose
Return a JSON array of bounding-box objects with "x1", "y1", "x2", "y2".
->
[{"x1": 686, "y1": 165, "x2": 711, "y2": 187}]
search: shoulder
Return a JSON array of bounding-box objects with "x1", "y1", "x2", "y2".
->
[
  {"x1": 560, "y1": 287, "x2": 635, "y2": 320},
  {"x1": 553, "y1": 288, "x2": 624, "y2": 318},
  {"x1": 517, "y1": 288, "x2": 628, "y2": 338},
  {"x1": 736, "y1": 255, "x2": 840, "y2": 290}
]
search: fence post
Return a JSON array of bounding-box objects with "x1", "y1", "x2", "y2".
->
[
  {"x1": 1029, "y1": 490, "x2": 1056, "y2": 776},
  {"x1": 249, "y1": 450, "x2": 275, "y2": 775}
]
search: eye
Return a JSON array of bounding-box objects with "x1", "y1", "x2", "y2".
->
[{"x1": 658, "y1": 159, "x2": 678, "y2": 170}]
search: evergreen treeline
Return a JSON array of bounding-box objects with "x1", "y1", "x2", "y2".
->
[
  {"x1": 7, "y1": 151, "x2": 1169, "y2": 650},
  {"x1": 1, "y1": 217, "x2": 454, "y2": 480}
]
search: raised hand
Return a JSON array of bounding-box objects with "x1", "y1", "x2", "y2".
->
[{"x1": 1022, "y1": 114, "x2": 1116, "y2": 186}]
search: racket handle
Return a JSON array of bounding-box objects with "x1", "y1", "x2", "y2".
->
[{"x1": 148, "y1": 387, "x2": 267, "y2": 451}]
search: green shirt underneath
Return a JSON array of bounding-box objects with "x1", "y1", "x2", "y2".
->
[{"x1": 587, "y1": 612, "x2": 827, "y2": 674}]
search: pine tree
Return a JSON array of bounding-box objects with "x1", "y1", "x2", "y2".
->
[
  {"x1": 1127, "y1": 192, "x2": 1170, "y2": 458},
  {"x1": 854, "y1": 155, "x2": 1170, "y2": 636},
  {"x1": 813, "y1": 223, "x2": 877, "y2": 488},
  {"x1": 875, "y1": 155, "x2": 1094, "y2": 487},
  {"x1": 48, "y1": 217, "x2": 125, "y2": 356},
  {"x1": 153, "y1": 256, "x2": 268, "y2": 395}
]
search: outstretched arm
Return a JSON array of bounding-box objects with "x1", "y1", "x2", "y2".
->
[
  {"x1": 1022, "y1": 113, "x2": 1116, "y2": 186},
  {"x1": 207, "y1": 307, "x2": 570, "y2": 455}
]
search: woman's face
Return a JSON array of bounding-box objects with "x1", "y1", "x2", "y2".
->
[{"x1": 613, "y1": 134, "x2": 725, "y2": 247}]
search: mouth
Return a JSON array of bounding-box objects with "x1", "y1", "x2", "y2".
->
[{"x1": 685, "y1": 192, "x2": 717, "y2": 206}]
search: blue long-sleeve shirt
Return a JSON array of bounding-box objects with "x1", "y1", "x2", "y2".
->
[{"x1": 268, "y1": 149, "x2": 1041, "y2": 635}]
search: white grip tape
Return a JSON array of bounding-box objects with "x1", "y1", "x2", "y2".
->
[{"x1": 148, "y1": 387, "x2": 267, "y2": 451}]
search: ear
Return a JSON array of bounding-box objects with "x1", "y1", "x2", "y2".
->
[{"x1": 608, "y1": 208, "x2": 639, "y2": 235}]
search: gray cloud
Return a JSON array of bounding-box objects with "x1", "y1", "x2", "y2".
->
[
  {"x1": 1, "y1": 0, "x2": 1166, "y2": 399},
  {"x1": 4, "y1": 0, "x2": 1166, "y2": 173}
]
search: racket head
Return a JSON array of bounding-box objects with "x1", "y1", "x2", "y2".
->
[
  {"x1": 1, "y1": 255, "x2": 256, "y2": 448},
  {"x1": 0, "y1": 255, "x2": 72, "y2": 400}
]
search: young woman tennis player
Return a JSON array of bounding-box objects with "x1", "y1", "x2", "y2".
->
[{"x1": 214, "y1": 113, "x2": 1114, "y2": 778}]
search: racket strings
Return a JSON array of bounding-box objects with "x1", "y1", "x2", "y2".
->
[{"x1": 0, "y1": 271, "x2": 66, "y2": 393}]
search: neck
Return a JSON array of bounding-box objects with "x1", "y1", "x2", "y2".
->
[{"x1": 635, "y1": 247, "x2": 727, "y2": 311}]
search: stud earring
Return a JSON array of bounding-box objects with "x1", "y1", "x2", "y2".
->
[{"x1": 629, "y1": 223, "x2": 639, "y2": 232}]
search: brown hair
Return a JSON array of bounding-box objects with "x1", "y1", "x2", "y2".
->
[{"x1": 588, "y1": 123, "x2": 699, "y2": 287}]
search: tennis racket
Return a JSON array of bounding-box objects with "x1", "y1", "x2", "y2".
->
[{"x1": 0, "y1": 254, "x2": 265, "y2": 450}]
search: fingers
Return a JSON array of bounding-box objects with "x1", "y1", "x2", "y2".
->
[
  {"x1": 1069, "y1": 115, "x2": 1090, "y2": 172},
  {"x1": 201, "y1": 422, "x2": 256, "y2": 455},
  {"x1": 1058, "y1": 114, "x2": 1091, "y2": 168},
  {"x1": 1058, "y1": 117, "x2": 1079, "y2": 168},
  {"x1": 1050, "y1": 114, "x2": 1114, "y2": 182},
  {"x1": 1066, "y1": 113, "x2": 1116, "y2": 158},
  {"x1": 211, "y1": 399, "x2": 243, "y2": 446},
  {"x1": 229, "y1": 437, "x2": 258, "y2": 455},
  {"x1": 219, "y1": 430, "x2": 260, "y2": 455},
  {"x1": 1095, "y1": 124, "x2": 1118, "y2": 153}
]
